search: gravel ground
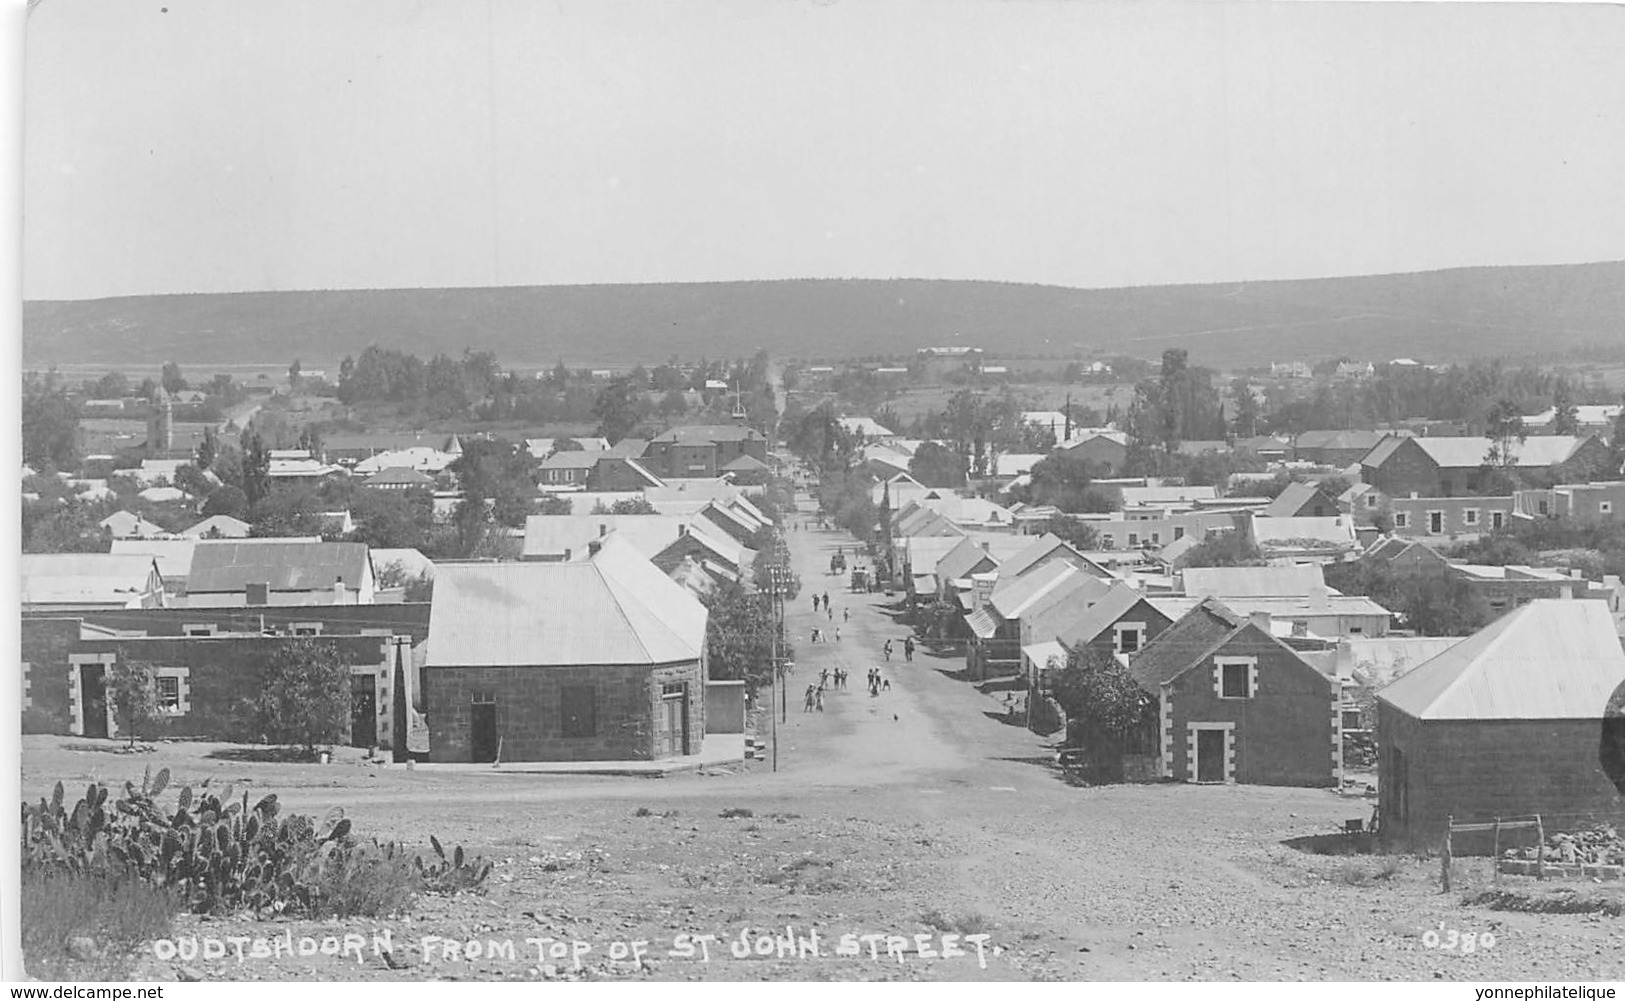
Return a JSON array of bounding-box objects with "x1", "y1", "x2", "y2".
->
[{"x1": 21, "y1": 507, "x2": 1625, "y2": 982}]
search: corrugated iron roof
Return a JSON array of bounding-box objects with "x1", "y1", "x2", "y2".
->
[
  {"x1": 1377, "y1": 599, "x2": 1625, "y2": 720},
  {"x1": 1183, "y1": 564, "x2": 1327, "y2": 598},
  {"x1": 1054, "y1": 583, "x2": 1165, "y2": 647},
  {"x1": 187, "y1": 541, "x2": 371, "y2": 593},
  {"x1": 1021, "y1": 640, "x2": 1069, "y2": 672},
  {"x1": 110, "y1": 538, "x2": 197, "y2": 579},
  {"x1": 991, "y1": 562, "x2": 1095, "y2": 621},
  {"x1": 1412, "y1": 435, "x2": 1594, "y2": 470},
  {"x1": 425, "y1": 535, "x2": 706, "y2": 668},
  {"x1": 936, "y1": 537, "x2": 1001, "y2": 585},
  {"x1": 21, "y1": 553, "x2": 161, "y2": 604},
  {"x1": 965, "y1": 607, "x2": 1000, "y2": 639}
]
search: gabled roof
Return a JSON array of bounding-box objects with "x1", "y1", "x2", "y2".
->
[
  {"x1": 371, "y1": 547, "x2": 435, "y2": 580},
  {"x1": 990, "y1": 562, "x2": 1088, "y2": 620},
  {"x1": 1365, "y1": 434, "x2": 1600, "y2": 471},
  {"x1": 615, "y1": 457, "x2": 667, "y2": 487},
  {"x1": 1358, "y1": 434, "x2": 1410, "y2": 468},
  {"x1": 353, "y1": 447, "x2": 456, "y2": 475},
  {"x1": 1127, "y1": 598, "x2": 1247, "y2": 690},
  {"x1": 1262, "y1": 482, "x2": 1335, "y2": 518},
  {"x1": 997, "y1": 533, "x2": 1112, "y2": 580},
  {"x1": 21, "y1": 554, "x2": 162, "y2": 605},
  {"x1": 606, "y1": 438, "x2": 649, "y2": 458},
  {"x1": 1119, "y1": 485, "x2": 1218, "y2": 506},
  {"x1": 1054, "y1": 583, "x2": 1168, "y2": 648},
  {"x1": 100, "y1": 510, "x2": 167, "y2": 538},
  {"x1": 365, "y1": 467, "x2": 436, "y2": 486},
  {"x1": 1183, "y1": 564, "x2": 1326, "y2": 598},
  {"x1": 187, "y1": 541, "x2": 372, "y2": 593},
  {"x1": 181, "y1": 514, "x2": 252, "y2": 538},
  {"x1": 1294, "y1": 429, "x2": 1389, "y2": 452},
  {"x1": 1252, "y1": 515, "x2": 1357, "y2": 548},
  {"x1": 1377, "y1": 599, "x2": 1625, "y2": 720},
  {"x1": 935, "y1": 536, "x2": 1002, "y2": 584},
  {"x1": 425, "y1": 535, "x2": 707, "y2": 668},
  {"x1": 540, "y1": 450, "x2": 603, "y2": 470},
  {"x1": 651, "y1": 424, "x2": 765, "y2": 444}
]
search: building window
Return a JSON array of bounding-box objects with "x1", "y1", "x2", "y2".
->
[
  {"x1": 1538, "y1": 500, "x2": 1550, "y2": 516},
  {"x1": 290, "y1": 623, "x2": 322, "y2": 637},
  {"x1": 1114, "y1": 622, "x2": 1145, "y2": 654},
  {"x1": 561, "y1": 685, "x2": 597, "y2": 738},
  {"x1": 1603, "y1": 501, "x2": 1614, "y2": 515},
  {"x1": 1365, "y1": 493, "x2": 1379, "y2": 509},
  {"x1": 1348, "y1": 626, "x2": 1363, "y2": 635},
  {"x1": 1127, "y1": 533, "x2": 1139, "y2": 548},
  {"x1": 1490, "y1": 511, "x2": 1505, "y2": 530},
  {"x1": 1393, "y1": 512, "x2": 1409, "y2": 529},
  {"x1": 1173, "y1": 527, "x2": 1185, "y2": 541},
  {"x1": 1150, "y1": 532, "x2": 1160, "y2": 545},
  {"x1": 1216, "y1": 658, "x2": 1256, "y2": 699},
  {"x1": 182, "y1": 624, "x2": 215, "y2": 637},
  {"x1": 1463, "y1": 509, "x2": 1480, "y2": 527},
  {"x1": 1427, "y1": 511, "x2": 1443, "y2": 535},
  {"x1": 156, "y1": 676, "x2": 181, "y2": 711}
]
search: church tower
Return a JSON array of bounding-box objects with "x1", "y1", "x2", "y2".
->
[{"x1": 147, "y1": 387, "x2": 173, "y2": 458}]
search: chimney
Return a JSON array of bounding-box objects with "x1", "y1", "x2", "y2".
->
[
  {"x1": 599, "y1": 523, "x2": 607, "y2": 537},
  {"x1": 333, "y1": 576, "x2": 346, "y2": 604},
  {"x1": 1249, "y1": 611, "x2": 1273, "y2": 634},
  {"x1": 981, "y1": 541, "x2": 991, "y2": 552},
  {"x1": 563, "y1": 547, "x2": 572, "y2": 561}
]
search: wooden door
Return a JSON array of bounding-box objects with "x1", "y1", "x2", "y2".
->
[
  {"x1": 350, "y1": 675, "x2": 376, "y2": 748},
  {"x1": 81, "y1": 665, "x2": 108, "y2": 739},
  {"x1": 1195, "y1": 729, "x2": 1224, "y2": 783},
  {"x1": 662, "y1": 695, "x2": 686, "y2": 756},
  {"x1": 470, "y1": 702, "x2": 498, "y2": 763}
]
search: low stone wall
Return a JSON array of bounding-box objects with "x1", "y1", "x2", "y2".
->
[{"x1": 1497, "y1": 860, "x2": 1625, "y2": 880}]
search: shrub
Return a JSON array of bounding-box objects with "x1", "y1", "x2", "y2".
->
[
  {"x1": 720, "y1": 807, "x2": 754, "y2": 819},
  {"x1": 106, "y1": 662, "x2": 159, "y2": 748},
  {"x1": 21, "y1": 768, "x2": 490, "y2": 920},
  {"x1": 237, "y1": 638, "x2": 351, "y2": 755},
  {"x1": 21, "y1": 869, "x2": 180, "y2": 979}
]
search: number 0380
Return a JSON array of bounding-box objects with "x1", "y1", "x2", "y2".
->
[{"x1": 1422, "y1": 928, "x2": 1495, "y2": 953}]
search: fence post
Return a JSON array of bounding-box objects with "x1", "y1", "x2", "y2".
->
[
  {"x1": 1535, "y1": 814, "x2": 1545, "y2": 881},
  {"x1": 1492, "y1": 817, "x2": 1501, "y2": 883},
  {"x1": 1441, "y1": 815, "x2": 1453, "y2": 893}
]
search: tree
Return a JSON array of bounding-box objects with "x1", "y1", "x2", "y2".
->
[
  {"x1": 658, "y1": 390, "x2": 688, "y2": 417},
  {"x1": 22, "y1": 372, "x2": 81, "y2": 470},
  {"x1": 195, "y1": 426, "x2": 218, "y2": 470},
  {"x1": 1020, "y1": 450, "x2": 1114, "y2": 513},
  {"x1": 94, "y1": 371, "x2": 130, "y2": 399},
  {"x1": 1044, "y1": 515, "x2": 1100, "y2": 551},
  {"x1": 1551, "y1": 379, "x2": 1580, "y2": 437},
  {"x1": 1611, "y1": 393, "x2": 1625, "y2": 472},
  {"x1": 606, "y1": 497, "x2": 658, "y2": 515},
  {"x1": 908, "y1": 441, "x2": 967, "y2": 488},
  {"x1": 240, "y1": 430, "x2": 271, "y2": 506},
  {"x1": 592, "y1": 379, "x2": 640, "y2": 444},
  {"x1": 288, "y1": 359, "x2": 303, "y2": 392},
  {"x1": 1483, "y1": 398, "x2": 1527, "y2": 473},
  {"x1": 701, "y1": 582, "x2": 785, "y2": 693},
  {"x1": 202, "y1": 484, "x2": 248, "y2": 518},
  {"x1": 239, "y1": 639, "x2": 351, "y2": 755},
  {"x1": 1230, "y1": 377, "x2": 1261, "y2": 438},
  {"x1": 1050, "y1": 645, "x2": 1158, "y2": 782},
  {"x1": 1178, "y1": 531, "x2": 1266, "y2": 567},
  {"x1": 107, "y1": 662, "x2": 160, "y2": 749},
  {"x1": 160, "y1": 361, "x2": 188, "y2": 394}
]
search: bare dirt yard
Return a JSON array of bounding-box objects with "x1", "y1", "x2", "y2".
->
[{"x1": 22, "y1": 514, "x2": 1625, "y2": 982}]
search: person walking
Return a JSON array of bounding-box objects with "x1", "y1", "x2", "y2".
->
[
  {"x1": 811, "y1": 627, "x2": 821, "y2": 643},
  {"x1": 803, "y1": 686, "x2": 816, "y2": 712},
  {"x1": 812, "y1": 595, "x2": 820, "y2": 614},
  {"x1": 815, "y1": 689, "x2": 825, "y2": 713},
  {"x1": 883, "y1": 640, "x2": 893, "y2": 662},
  {"x1": 822, "y1": 591, "x2": 830, "y2": 612},
  {"x1": 903, "y1": 637, "x2": 915, "y2": 662},
  {"x1": 827, "y1": 605, "x2": 833, "y2": 621},
  {"x1": 819, "y1": 667, "x2": 829, "y2": 688},
  {"x1": 834, "y1": 627, "x2": 841, "y2": 643},
  {"x1": 843, "y1": 607, "x2": 850, "y2": 623}
]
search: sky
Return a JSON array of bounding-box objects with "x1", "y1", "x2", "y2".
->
[{"x1": 20, "y1": 0, "x2": 1625, "y2": 301}]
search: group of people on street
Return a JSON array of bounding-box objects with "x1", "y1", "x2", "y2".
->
[
  {"x1": 866, "y1": 667, "x2": 890, "y2": 697},
  {"x1": 880, "y1": 637, "x2": 915, "y2": 662}
]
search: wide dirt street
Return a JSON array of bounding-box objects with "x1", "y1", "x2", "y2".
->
[{"x1": 23, "y1": 499, "x2": 1625, "y2": 982}]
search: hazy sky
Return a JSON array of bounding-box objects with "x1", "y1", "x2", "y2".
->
[{"x1": 21, "y1": 0, "x2": 1625, "y2": 301}]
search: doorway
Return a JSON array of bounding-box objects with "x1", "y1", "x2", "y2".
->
[
  {"x1": 80, "y1": 664, "x2": 108, "y2": 739},
  {"x1": 470, "y1": 701, "x2": 498, "y2": 763},
  {"x1": 1194, "y1": 728, "x2": 1226, "y2": 783},
  {"x1": 661, "y1": 687, "x2": 689, "y2": 756},
  {"x1": 349, "y1": 675, "x2": 376, "y2": 748}
]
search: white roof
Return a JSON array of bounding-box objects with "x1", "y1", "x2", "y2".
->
[
  {"x1": 838, "y1": 417, "x2": 896, "y2": 439},
  {"x1": 138, "y1": 486, "x2": 188, "y2": 503},
  {"x1": 425, "y1": 535, "x2": 706, "y2": 667},
  {"x1": 1119, "y1": 485, "x2": 1218, "y2": 505},
  {"x1": 1377, "y1": 600, "x2": 1625, "y2": 720},
  {"x1": 994, "y1": 453, "x2": 1045, "y2": 478},
  {"x1": 1409, "y1": 435, "x2": 1593, "y2": 470},
  {"x1": 110, "y1": 538, "x2": 198, "y2": 578},
  {"x1": 1251, "y1": 515, "x2": 1357, "y2": 548},
  {"x1": 21, "y1": 554, "x2": 160, "y2": 606},
  {"x1": 181, "y1": 515, "x2": 252, "y2": 538},
  {"x1": 371, "y1": 548, "x2": 435, "y2": 580},
  {"x1": 354, "y1": 447, "x2": 456, "y2": 475},
  {"x1": 1182, "y1": 565, "x2": 1327, "y2": 597}
]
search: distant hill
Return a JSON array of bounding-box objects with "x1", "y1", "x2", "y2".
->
[{"x1": 22, "y1": 262, "x2": 1625, "y2": 371}]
